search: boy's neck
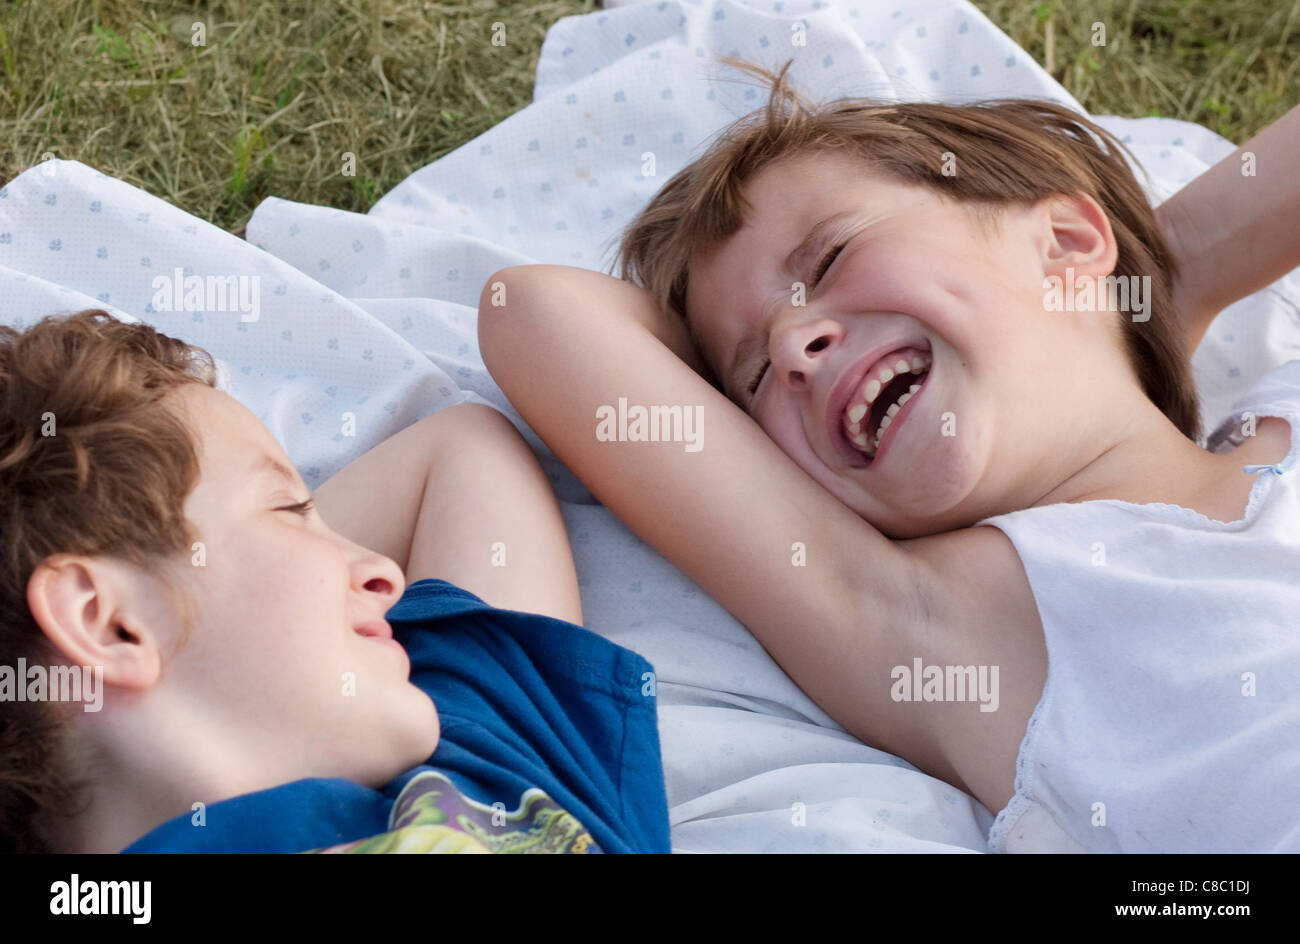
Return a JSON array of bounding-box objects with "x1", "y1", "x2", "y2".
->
[
  {"x1": 49, "y1": 788, "x2": 167, "y2": 854},
  {"x1": 49, "y1": 715, "x2": 251, "y2": 853}
]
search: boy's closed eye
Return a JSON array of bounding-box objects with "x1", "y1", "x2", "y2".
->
[{"x1": 276, "y1": 498, "x2": 316, "y2": 518}]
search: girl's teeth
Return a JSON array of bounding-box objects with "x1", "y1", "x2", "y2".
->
[
  {"x1": 861, "y1": 355, "x2": 931, "y2": 406},
  {"x1": 843, "y1": 350, "x2": 932, "y2": 456}
]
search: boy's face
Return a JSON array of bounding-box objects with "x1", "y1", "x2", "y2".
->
[
  {"x1": 161, "y1": 385, "x2": 437, "y2": 790},
  {"x1": 684, "y1": 149, "x2": 1134, "y2": 537}
]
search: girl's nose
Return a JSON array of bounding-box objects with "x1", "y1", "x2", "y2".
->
[{"x1": 772, "y1": 318, "x2": 843, "y2": 391}]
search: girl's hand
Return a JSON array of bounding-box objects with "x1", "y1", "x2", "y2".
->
[{"x1": 1156, "y1": 103, "x2": 1300, "y2": 354}]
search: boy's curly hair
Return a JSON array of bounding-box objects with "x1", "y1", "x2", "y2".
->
[
  {"x1": 616, "y1": 58, "x2": 1199, "y2": 441},
  {"x1": 0, "y1": 309, "x2": 215, "y2": 852}
]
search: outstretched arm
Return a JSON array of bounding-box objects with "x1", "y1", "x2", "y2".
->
[
  {"x1": 478, "y1": 265, "x2": 1047, "y2": 811},
  {"x1": 1157, "y1": 103, "x2": 1300, "y2": 353},
  {"x1": 312, "y1": 402, "x2": 582, "y2": 624}
]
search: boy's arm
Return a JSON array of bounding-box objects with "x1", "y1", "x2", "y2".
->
[
  {"x1": 1157, "y1": 103, "x2": 1300, "y2": 353},
  {"x1": 478, "y1": 265, "x2": 1046, "y2": 809},
  {"x1": 312, "y1": 402, "x2": 582, "y2": 625}
]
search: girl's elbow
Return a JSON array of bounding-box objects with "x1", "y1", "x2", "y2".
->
[
  {"x1": 478, "y1": 266, "x2": 554, "y2": 350},
  {"x1": 477, "y1": 267, "x2": 515, "y2": 346}
]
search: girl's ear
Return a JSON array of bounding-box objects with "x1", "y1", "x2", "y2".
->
[
  {"x1": 26, "y1": 556, "x2": 164, "y2": 691},
  {"x1": 1039, "y1": 191, "x2": 1119, "y2": 279}
]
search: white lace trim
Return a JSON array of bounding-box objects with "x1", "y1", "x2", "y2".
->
[{"x1": 985, "y1": 652, "x2": 1054, "y2": 853}]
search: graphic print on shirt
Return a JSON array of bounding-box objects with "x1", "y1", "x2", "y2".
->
[{"x1": 307, "y1": 770, "x2": 601, "y2": 854}]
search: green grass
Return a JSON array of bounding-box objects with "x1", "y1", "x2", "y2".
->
[
  {"x1": 0, "y1": 0, "x2": 596, "y2": 233},
  {"x1": 1, "y1": 1, "x2": 1295, "y2": 233},
  {"x1": 971, "y1": 0, "x2": 1299, "y2": 138}
]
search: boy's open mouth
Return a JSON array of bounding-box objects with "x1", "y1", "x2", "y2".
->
[{"x1": 840, "y1": 346, "x2": 932, "y2": 461}]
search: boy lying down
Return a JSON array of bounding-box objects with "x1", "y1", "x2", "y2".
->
[
  {"x1": 479, "y1": 63, "x2": 1300, "y2": 853},
  {"x1": 0, "y1": 311, "x2": 670, "y2": 853}
]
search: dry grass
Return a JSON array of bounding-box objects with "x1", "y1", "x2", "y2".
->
[
  {"x1": 1, "y1": 0, "x2": 1294, "y2": 233},
  {"x1": 0, "y1": 0, "x2": 595, "y2": 232},
  {"x1": 973, "y1": 0, "x2": 1299, "y2": 138}
]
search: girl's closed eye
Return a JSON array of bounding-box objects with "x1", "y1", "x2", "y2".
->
[
  {"x1": 810, "y1": 242, "x2": 845, "y2": 287},
  {"x1": 747, "y1": 242, "x2": 848, "y2": 398}
]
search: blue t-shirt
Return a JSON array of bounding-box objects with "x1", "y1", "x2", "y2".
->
[{"x1": 122, "y1": 580, "x2": 670, "y2": 853}]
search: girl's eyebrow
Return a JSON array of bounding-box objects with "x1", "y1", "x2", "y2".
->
[{"x1": 784, "y1": 211, "x2": 852, "y2": 277}]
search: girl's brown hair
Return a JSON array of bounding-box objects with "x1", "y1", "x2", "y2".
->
[
  {"x1": 616, "y1": 59, "x2": 1199, "y2": 441},
  {"x1": 0, "y1": 309, "x2": 216, "y2": 852}
]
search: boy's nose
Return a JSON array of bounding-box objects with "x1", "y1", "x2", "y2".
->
[{"x1": 354, "y1": 547, "x2": 406, "y2": 609}]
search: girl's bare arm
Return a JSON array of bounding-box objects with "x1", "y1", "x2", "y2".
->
[
  {"x1": 1158, "y1": 103, "x2": 1300, "y2": 353},
  {"x1": 478, "y1": 264, "x2": 1046, "y2": 812}
]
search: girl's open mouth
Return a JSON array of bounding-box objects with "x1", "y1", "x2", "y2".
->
[{"x1": 841, "y1": 347, "x2": 932, "y2": 463}]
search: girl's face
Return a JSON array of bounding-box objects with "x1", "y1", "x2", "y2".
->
[
  {"x1": 684, "y1": 149, "x2": 1143, "y2": 538},
  {"x1": 161, "y1": 384, "x2": 438, "y2": 790}
]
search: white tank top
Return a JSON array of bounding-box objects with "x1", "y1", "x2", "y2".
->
[{"x1": 977, "y1": 360, "x2": 1300, "y2": 852}]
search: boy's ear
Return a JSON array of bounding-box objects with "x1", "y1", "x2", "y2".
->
[
  {"x1": 1039, "y1": 191, "x2": 1118, "y2": 278},
  {"x1": 26, "y1": 556, "x2": 164, "y2": 690}
]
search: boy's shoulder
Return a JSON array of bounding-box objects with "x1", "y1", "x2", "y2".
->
[{"x1": 390, "y1": 579, "x2": 670, "y2": 853}]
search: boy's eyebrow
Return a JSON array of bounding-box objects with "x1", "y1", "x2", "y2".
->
[{"x1": 250, "y1": 454, "x2": 302, "y2": 489}]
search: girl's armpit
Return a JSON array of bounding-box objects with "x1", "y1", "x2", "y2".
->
[{"x1": 479, "y1": 264, "x2": 1040, "y2": 806}]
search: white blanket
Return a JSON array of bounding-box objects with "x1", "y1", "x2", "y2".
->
[{"x1": 3, "y1": 0, "x2": 1298, "y2": 853}]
